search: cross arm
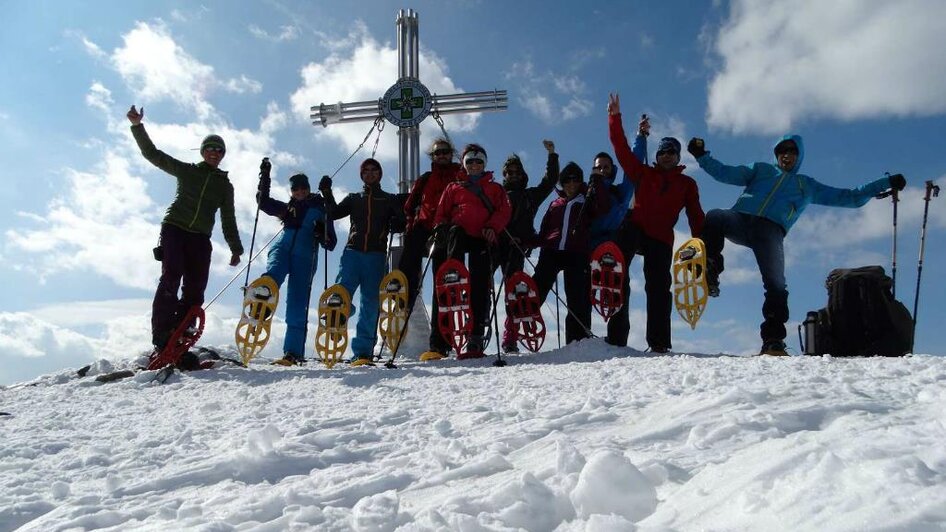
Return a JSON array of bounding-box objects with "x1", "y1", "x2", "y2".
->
[
  {"x1": 431, "y1": 90, "x2": 507, "y2": 116},
  {"x1": 310, "y1": 99, "x2": 383, "y2": 127}
]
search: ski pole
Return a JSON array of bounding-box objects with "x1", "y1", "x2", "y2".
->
[
  {"x1": 374, "y1": 230, "x2": 397, "y2": 361},
  {"x1": 485, "y1": 250, "x2": 508, "y2": 367},
  {"x1": 245, "y1": 158, "x2": 268, "y2": 288},
  {"x1": 876, "y1": 173, "x2": 900, "y2": 297},
  {"x1": 302, "y1": 231, "x2": 322, "y2": 362},
  {"x1": 912, "y1": 180, "x2": 940, "y2": 342},
  {"x1": 324, "y1": 212, "x2": 330, "y2": 292},
  {"x1": 555, "y1": 278, "x2": 562, "y2": 349},
  {"x1": 204, "y1": 231, "x2": 282, "y2": 311},
  {"x1": 385, "y1": 242, "x2": 436, "y2": 368},
  {"x1": 503, "y1": 229, "x2": 597, "y2": 336},
  {"x1": 503, "y1": 228, "x2": 596, "y2": 340}
]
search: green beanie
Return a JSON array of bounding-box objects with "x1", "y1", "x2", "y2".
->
[{"x1": 200, "y1": 134, "x2": 226, "y2": 152}]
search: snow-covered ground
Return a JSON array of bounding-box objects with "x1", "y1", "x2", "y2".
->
[{"x1": 2, "y1": 342, "x2": 945, "y2": 531}]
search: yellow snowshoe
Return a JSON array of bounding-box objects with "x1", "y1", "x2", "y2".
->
[
  {"x1": 235, "y1": 276, "x2": 279, "y2": 365},
  {"x1": 378, "y1": 270, "x2": 409, "y2": 354},
  {"x1": 672, "y1": 238, "x2": 708, "y2": 329},
  {"x1": 314, "y1": 284, "x2": 351, "y2": 369}
]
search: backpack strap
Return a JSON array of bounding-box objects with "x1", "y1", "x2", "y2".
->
[{"x1": 461, "y1": 180, "x2": 495, "y2": 215}]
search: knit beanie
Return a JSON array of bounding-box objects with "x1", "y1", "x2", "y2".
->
[
  {"x1": 200, "y1": 134, "x2": 226, "y2": 152},
  {"x1": 289, "y1": 173, "x2": 310, "y2": 190},
  {"x1": 656, "y1": 137, "x2": 681, "y2": 154},
  {"x1": 559, "y1": 162, "x2": 584, "y2": 185}
]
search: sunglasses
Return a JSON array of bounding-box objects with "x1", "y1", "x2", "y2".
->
[
  {"x1": 561, "y1": 176, "x2": 582, "y2": 184},
  {"x1": 776, "y1": 147, "x2": 799, "y2": 156},
  {"x1": 505, "y1": 168, "x2": 524, "y2": 175},
  {"x1": 203, "y1": 146, "x2": 225, "y2": 154},
  {"x1": 433, "y1": 148, "x2": 452, "y2": 156},
  {"x1": 656, "y1": 149, "x2": 679, "y2": 157},
  {"x1": 465, "y1": 158, "x2": 484, "y2": 165}
]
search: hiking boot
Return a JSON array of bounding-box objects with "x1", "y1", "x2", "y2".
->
[
  {"x1": 648, "y1": 345, "x2": 671, "y2": 354},
  {"x1": 459, "y1": 335, "x2": 486, "y2": 360},
  {"x1": 760, "y1": 340, "x2": 788, "y2": 356},
  {"x1": 274, "y1": 352, "x2": 306, "y2": 366},
  {"x1": 350, "y1": 355, "x2": 376, "y2": 367},
  {"x1": 502, "y1": 340, "x2": 520, "y2": 354},
  {"x1": 706, "y1": 258, "x2": 721, "y2": 297}
]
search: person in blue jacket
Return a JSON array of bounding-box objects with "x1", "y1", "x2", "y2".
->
[
  {"x1": 320, "y1": 158, "x2": 405, "y2": 364},
  {"x1": 589, "y1": 114, "x2": 648, "y2": 247},
  {"x1": 257, "y1": 161, "x2": 337, "y2": 365},
  {"x1": 687, "y1": 135, "x2": 906, "y2": 356}
]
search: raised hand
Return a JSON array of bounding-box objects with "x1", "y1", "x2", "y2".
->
[
  {"x1": 259, "y1": 157, "x2": 271, "y2": 176},
  {"x1": 318, "y1": 175, "x2": 333, "y2": 192},
  {"x1": 638, "y1": 114, "x2": 651, "y2": 137},
  {"x1": 127, "y1": 105, "x2": 144, "y2": 125},
  {"x1": 543, "y1": 139, "x2": 555, "y2": 154},
  {"x1": 607, "y1": 93, "x2": 621, "y2": 116},
  {"x1": 687, "y1": 137, "x2": 707, "y2": 159},
  {"x1": 888, "y1": 173, "x2": 906, "y2": 191}
]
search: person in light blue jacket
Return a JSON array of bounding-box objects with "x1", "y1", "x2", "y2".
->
[{"x1": 687, "y1": 134, "x2": 905, "y2": 355}]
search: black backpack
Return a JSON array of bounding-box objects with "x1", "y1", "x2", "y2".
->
[{"x1": 802, "y1": 266, "x2": 913, "y2": 357}]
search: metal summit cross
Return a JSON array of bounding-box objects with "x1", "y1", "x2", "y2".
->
[{"x1": 309, "y1": 9, "x2": 508, "y2": 193}]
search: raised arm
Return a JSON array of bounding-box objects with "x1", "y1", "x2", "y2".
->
[
  {"x1": 127, "y1": 105, "x2": 193, "y2": 178},
  {"x1": 808, "y1": 175, "x2": 893, "y2": 208},
  {"x1": 529, "y1": 139, "x2": 559, "y2": 202},
  {"x1": 688, "y1": 137, "x2": 755, "y2": 186},
  {"x1": 607, "y1": 94, "x2": 646, "y2": 186}
]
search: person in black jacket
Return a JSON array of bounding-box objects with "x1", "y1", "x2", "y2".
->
[
  {"x1": 321, "y1": 158, "x2": 406, "y2": 363},
  {"x1": 495, "y1": 140, "x2": 558, "y2": 352}
]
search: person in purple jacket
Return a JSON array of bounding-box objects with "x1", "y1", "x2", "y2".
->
[{"x1": 531, "y1": 162, "x2": 610, "y2": 344}]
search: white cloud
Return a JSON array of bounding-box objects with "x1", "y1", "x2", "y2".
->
[
  {"x1": 4, "y1": 25, "x2": 294, "y2": 291},
  {"x1": 223, "y1": 74, "x2": 263, "y2": 94},
  {"x1": 505, "y1": 58, "x2": 594, "y2": 124},
  {"x1": 113, "y1": 22, "x2": 217, "y2": 119},
  {"x1": 249, "y1": 24, "x2": 299, "y2": 42},
  {"x1": 289, "y1": 23, "x2": 479, "y2": 165},
  {"x1": 706, "y1": 0, "x2": 946, "y2": 134}
]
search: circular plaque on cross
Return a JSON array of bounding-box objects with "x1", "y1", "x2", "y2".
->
[{"x1": 382, "y1": 79, "x2": 432, "y2": 128}]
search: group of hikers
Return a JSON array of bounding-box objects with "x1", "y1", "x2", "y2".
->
[{"x1": 127, "y1": 92, "x2": 905, "y2": 363}]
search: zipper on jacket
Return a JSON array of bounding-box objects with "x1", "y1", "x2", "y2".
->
[
  {"x1": 364, "y1": 187, "x2": 373, "y2": 252},
  {"x1": 756, "y1": 171, "x2": 789, "y2": 218},
  {"x1": 189, "y1": 172, "x2": 212, "y2": 228}
]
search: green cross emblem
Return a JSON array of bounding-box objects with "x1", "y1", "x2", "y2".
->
[{"x1": 390, "y1": 88, "x2": 426, "y2": 119}]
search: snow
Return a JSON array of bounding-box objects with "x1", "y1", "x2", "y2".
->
[{"x1": 2, "y1": 341, "x2": 946, "y2": 531}]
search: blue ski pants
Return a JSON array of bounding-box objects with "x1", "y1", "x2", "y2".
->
[
  {"x1": 336, "y1": 248, "x2": 387, "y2": 358},
  {"x1": 264, "y1": 244, "x2": 319, "y2": 358}
]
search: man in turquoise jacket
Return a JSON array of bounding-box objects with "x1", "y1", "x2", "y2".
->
[{"x1": 687, "y1": 135, "x2": 905, "y2": 355}]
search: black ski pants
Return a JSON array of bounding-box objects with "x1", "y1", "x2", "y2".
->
[
  {"x1": 152, "y1": 223, "x2": 212, "y2": 348},
  {"x1": 532, "y1": 248, "x2": 592, "y2": 344},
  {"x1": 607, "y1": 221, "x2": 673, "y2": 350},
  {"x1": 440, "y1": 226, "x2": 493, "y2": 345}
]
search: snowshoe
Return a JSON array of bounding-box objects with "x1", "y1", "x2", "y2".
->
[
  {"x1": 235, "y1": 276, "x2": 279, "y2": 365},
  {"x1": 590, "y1": 242, "x2": 626, "y2": 321},
  {"x1": 672, "y1": 238, "x2": 709, "y2": 329},
  {"x1": 147, "y1": 305, "x2": 205, "y2": 371},
  {"x1": 435, "y1": 258, "x2": 473, "y2": 355},
  {"x1": 504, "y1": 271, "x2": 545, "y2": 353},
  {"x1": 378, "y1": 270, "x2": 409, "y2": 355},
  {"x1": 314, "y1": 284, "x2": 351, "y2": 368}
]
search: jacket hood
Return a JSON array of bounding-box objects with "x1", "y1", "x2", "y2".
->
[{"x1": 773, "y1": 134, "x2": 804, "y2": 173}]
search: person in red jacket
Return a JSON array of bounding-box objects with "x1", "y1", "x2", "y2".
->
[
  {"x1": 607, "y1": 93, "x2": 704, "y2": 352},
  {"x1": 429, "y1": 143, "x2": 512, "y2": 359},
  {"x1": 398, "y1": 138, "x2": 462, "y2": 314},
  {"x1": 533, "y1": 162, "x2": 610, "y2": 344}
]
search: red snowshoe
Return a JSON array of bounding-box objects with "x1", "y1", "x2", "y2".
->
[
  {"x1": 590, "y1": 241, "x2": 626, "y2": 321},
  {"x1": 435, "y1": 258, "x2": 473, "y2": 354},
  {"x1": 504, "y1": 271, "x2": 545, "y2": 352},
  {"x1": 147, "y1": 305, "x2": 205, "y2": 371}
]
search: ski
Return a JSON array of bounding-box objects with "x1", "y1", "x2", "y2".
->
[
  {"x1": 314, "y1": 284, "x2": 351, "y2": 368},
  {"x1": 672, "y1": 237, "x2": 709, "y2": 329},
  {"x1": 434, "y1": 258, "x2": 473, "y2": 356},
  {"x1": 235, "y1": 276, "x2": 279, "y2": 365},
  {"x1": 590, "y1": 241, "x2": 626, "y2": 320},
  {"x1": 504, "y1": 271, "x2": 545, "y2": 352}
]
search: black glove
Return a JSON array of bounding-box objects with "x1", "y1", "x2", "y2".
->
[
  {"x1": 259, "y1": 157, "x2": 271, "y2": 176},
  {"x1": 687, "y1": 138, "x2": 707, "y2": 159},
  {"x1": 318, "y1": 175, "x2": 332, "y2": 192},
  {"x1": 888, "y1": 173, "x2": 906, "y2": 191}
]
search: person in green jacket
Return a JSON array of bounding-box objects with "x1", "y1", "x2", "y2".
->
[{"x1": 127, "y1": 105, "x2": 243, "y2": 350}]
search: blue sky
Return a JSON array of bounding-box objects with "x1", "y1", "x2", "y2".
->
[{"x1": 1, "y1": 0, "x2": 944, "y2": 384}]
